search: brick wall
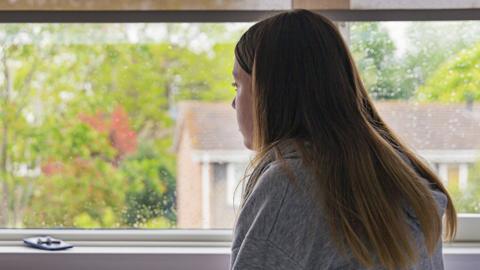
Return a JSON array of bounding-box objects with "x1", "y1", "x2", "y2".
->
[{"x1": 176, "y1": 130, "x2": 203, "y2": 228}]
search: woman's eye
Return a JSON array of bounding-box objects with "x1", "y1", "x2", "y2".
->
[{"x1": 231, "y1": 82, "x2": 238, "y2": 90}]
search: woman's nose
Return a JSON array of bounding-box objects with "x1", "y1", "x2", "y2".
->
[{"x1": 231, "y1": 97, "x2": 236, "y2": 109}]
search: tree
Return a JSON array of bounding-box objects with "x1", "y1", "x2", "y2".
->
[
  {"x1": 0, "y1": 25, "x2": 57, "y2": 227},
  {"x1": 121, "y1": 142, "x2": 176, "y2": 228},
  {"x1": 0, "y1": 23, "x2": 240, "y2": 228},
  {"x1": 416, "y1": 43, "x2": 480, "y2": 102},
  {"x1": 349, "y1": 21, "x2": 480, "y2": 101},
  {"x1": 23, "y1": 112, "x2": 125, "y2": 227},
  {"x1": 350, "y1": 22, "x2": 410, "y2": 99},
  {"x1": 400, "y1": 22, "x2": 480, "y2": 102}
]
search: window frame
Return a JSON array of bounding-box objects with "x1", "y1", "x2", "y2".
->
[
  {"x1": 0, "y1": 8, "x2": 479, "y2": 245},
  {"x1": 0, "y1": 213, "x2": 478, "y2": 244},
  {"x1": 0, "y1": 9, "x2": 479, "y2": 23}
]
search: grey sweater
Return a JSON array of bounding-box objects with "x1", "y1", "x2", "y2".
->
[{"x1": 230, "y1": 146, "x2": 446, "y2": 270}]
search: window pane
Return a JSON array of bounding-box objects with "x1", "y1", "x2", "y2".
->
[
  {"x1": 0, "y1": 23, "x2": 252, "y2": 229},
  {"x1": 1, "y1": 20, "x2": 479, "y2": 230},
  {"x1": 347, "y1": 21, "x2": 480, "y2": 214}
]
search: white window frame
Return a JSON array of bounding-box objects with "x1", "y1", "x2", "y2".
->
[
  {"x1": 0, "y1": 214, "x2": 478, "y2": 242},
  {"x1": 0, "y1": 9, "x2": 479, "y2": 265}
]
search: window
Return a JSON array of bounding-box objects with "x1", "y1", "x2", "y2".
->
[{"x1": 0, "y1": 3, "x2": 479, "y2": 246}]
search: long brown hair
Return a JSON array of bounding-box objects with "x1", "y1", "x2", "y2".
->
[{"x1": 234, "y1": 9, "x2": 456, "y2": 270}]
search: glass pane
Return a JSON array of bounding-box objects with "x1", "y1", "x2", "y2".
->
[
  {"x1": 0, "y1": 0, "x2": 290, "y2": 11},
  {"x1": 347, "y1": 21, "x2": 480, "y2": 214},
  {"x1": 0, "y1": 22, "x2": 251, "y2": 229}
]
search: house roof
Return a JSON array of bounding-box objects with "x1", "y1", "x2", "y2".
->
[
  {"x1": 374, "y1": 102, "x2": 480, "y2": 150},
  {"x1": 174, "y1": 101, "x2": 480, "y2": 152},
  {"x1": 174, "y1": 101, "x2": 246, "y2": 151}
]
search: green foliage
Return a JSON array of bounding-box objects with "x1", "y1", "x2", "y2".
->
[
  {"x1": 0, "y1": 23, "x2": 238, "y2": 228},
  {"x1": 121, "y1": 143, "x2": 176, "y2": 228},
  {"x1": 73, "y1": 208, "x2": 119, "y2": 228},
  {"x1": 350, "y1": 23, "x2": 411, "y2": 100},
  {"x1": 142, "y1": 216, "x2": 174, "y2": 228},
  {"x1": 400, "y1": 22, "x2": 480, "y2": 102},
  {"x1": 25, "y1": 158, "x2": 127, "y2": 227},
  {"x1": 417, "y1": 43, "x2": 480, "y2": 102},
  {"x1": 350, "y1": 22, "x2": 480, "y2": 101}
]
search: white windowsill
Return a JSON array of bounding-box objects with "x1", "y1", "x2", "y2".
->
[
  {"x1": 444, "y1": 243, "x2": 480, "y2": 254},
  {"x1": 0, "y1": 244, "x2": 232, "y2": 270}
]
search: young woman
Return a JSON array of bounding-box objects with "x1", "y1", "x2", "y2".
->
[{"x1": 229, "y1": 9, "x2": 456, "y2": 270}]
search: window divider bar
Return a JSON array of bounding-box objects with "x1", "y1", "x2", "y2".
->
[
  {"x1": 0, "y1": 9, "x2": 480, "y2": 23},
  {"x1": 0, "y1": 214, "x2": 478, "y2": 243}
]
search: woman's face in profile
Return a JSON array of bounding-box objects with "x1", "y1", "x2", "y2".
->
[{"x1": 232, "y1": 58, "x2": 254, "y2": 150}]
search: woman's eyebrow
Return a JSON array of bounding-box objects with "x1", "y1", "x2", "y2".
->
[{"x1": 232, "y1": 71, "x2": 238, "y2": 78}]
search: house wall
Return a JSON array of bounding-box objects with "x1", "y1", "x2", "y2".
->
[
  {"x1": 176, "y1": 130, "x2": 203, "y2": 228},
  {"x1": 177, "y1": 147, "x2": 479, "y2": 228}
]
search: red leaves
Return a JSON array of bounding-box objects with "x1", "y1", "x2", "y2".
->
[
  {"x1": 110, "y1": 106, "x2": 137, "y2": 157},
  {"x1": 80, "y1": 106, "x2": 138, "y2": 158}
]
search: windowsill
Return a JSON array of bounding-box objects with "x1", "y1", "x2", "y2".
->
[
  {"x1": 0, "y1": 228, "x2": 478, "y2": 270},
  {"x1": 0, "y1": 243, "x2": 232, "y2": 270},
  {"x1": 444, "y1": 242, "x2": 480, "y2": 254}
]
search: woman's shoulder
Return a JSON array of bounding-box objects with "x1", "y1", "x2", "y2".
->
[
  {"x1": 239, "y1": 155, "x2": 342, "y2": 268},
  {"x1": 245, "y1": 153, "x2": 324, "y2": 229},
  {"x1": 250, "y1": 155, "x2": 313, "y2": 201}
]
